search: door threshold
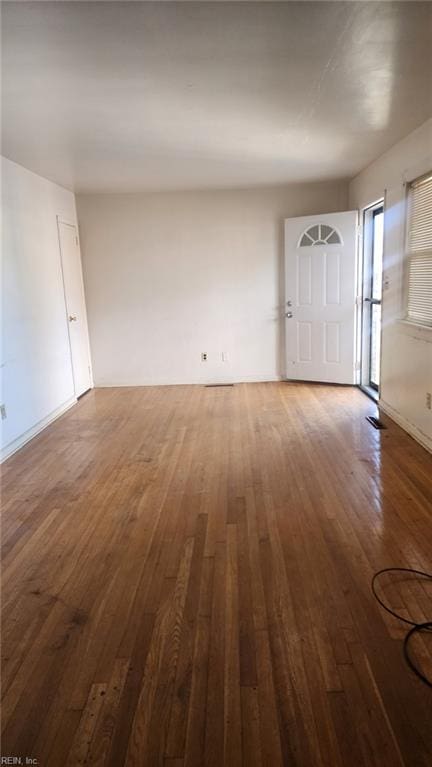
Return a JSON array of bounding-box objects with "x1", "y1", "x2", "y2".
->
[
  {"x1": 359, "y1": 384, "x2": 379, "y2": 403},
  {"x1": 284, "y1": 379, "x2": 355, "y2": 387}
]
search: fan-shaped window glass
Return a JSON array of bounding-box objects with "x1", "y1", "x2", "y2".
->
[{"x1": 299, "y1": 224, "x2": 342, "y2": 247}]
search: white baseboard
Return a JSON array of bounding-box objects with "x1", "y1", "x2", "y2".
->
[
  {"x1": 94, "y1": 374, "x2": 283, "y2": 387},
  {"x1": 1, "y1": 396, "x2": 77, "y2": 463},
  {"x1": 379, "y1": 399, "x2": 432, "y2": 454}
]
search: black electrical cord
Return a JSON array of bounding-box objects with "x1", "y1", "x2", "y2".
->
[{"x1": 371, "y1": 567, "x2": 432, "y2": 688}]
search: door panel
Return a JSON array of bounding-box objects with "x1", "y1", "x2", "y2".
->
[
  {"x1": 298, "y1": 253, "x2": 312, "y2": 305},
  {"x1": 57, "y1": 220, "x2": 92, "y2": 397},
  {"x1": 298, "y1": 322, "x2": 312, "y2": 361},
  {"x1": 324, "y1": 252, "x2": 341, "y2": 305},
  {"x1": 285, "y1": 211, "x2": 358, "y2": 384},
  {"x1": 324, "y1": 322, "x2": 340, "y2": 363}
]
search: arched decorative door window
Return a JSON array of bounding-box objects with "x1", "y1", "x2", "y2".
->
[{"x1": 299, "y1": 224, "x2": 342, "y2": 247}]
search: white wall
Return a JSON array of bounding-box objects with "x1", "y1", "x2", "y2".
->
[
  {"x1": 349, "y1": 119, "x2": 432, "y2": 452},
  {"x1": 77, "y1": 182, "x2": 348, "y2": 386},
  {"x1": 1, "y1": 157, "x2": 79, "y2": 460}
]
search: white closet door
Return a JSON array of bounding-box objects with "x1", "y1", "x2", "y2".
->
[{"x1": 57, "y1": 219, "x2": 92, "y2": 396}]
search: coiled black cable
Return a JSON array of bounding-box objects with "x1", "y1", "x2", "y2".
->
[{"x1": 371, "y1": 567, "x2": 432, "y2": 688}]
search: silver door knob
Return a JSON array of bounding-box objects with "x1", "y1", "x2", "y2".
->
[
  {"x1": 285, "y1": 311, "x2": 293, "y2": 318},
  {"x1": 68, "y1": 315, "x2": 77, "y2": 322}
]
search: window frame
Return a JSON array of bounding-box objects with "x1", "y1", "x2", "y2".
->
[
  {"x1": 403, "y1": 170, "x2": 432, "y2": 329},
  {"x1": 298, "y1": 223, "x2": 342, "y2": 248}
]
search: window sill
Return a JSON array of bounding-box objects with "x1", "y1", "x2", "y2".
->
[{"x1": 396, "y1": 319, "x2": 432, "y2": 343}]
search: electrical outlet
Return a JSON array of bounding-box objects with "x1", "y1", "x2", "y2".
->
[
  {"x1": 201, "y1": 352, "x2": 207, "y2": 362},
  {"x1": 426, "y1": 392, "x2": 432, "y2": 410},
  {"x1": 0, "y1": 404, "x2": 7, "y2": 420}
]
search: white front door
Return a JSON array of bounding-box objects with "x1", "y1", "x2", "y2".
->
[
  {"x1": 284, "y1": 211, "x2": 358, "y2": 384},
  {"x1": 57, "y1": 219, "x2": 93, "y2": 397}
]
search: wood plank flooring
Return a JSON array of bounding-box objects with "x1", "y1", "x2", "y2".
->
[{"x1": 1, "y1": 382, "x2": 432, "y2": 766}]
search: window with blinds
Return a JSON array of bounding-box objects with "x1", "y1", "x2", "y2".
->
[{"x1": 406, "y1": 173, "x2": 432, "y2": 326}]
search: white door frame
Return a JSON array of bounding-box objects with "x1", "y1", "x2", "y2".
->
[{"x1": 358, "y1": 199, "x2": 385, "y2": 399}]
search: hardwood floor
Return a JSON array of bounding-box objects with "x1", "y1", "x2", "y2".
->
[{"x1": 1, "y1": 382, "x2": 432, "y2": 766}]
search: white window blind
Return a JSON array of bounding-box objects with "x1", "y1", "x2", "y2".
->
[{"x1": 406, "y1": 173, "x2": 432, "y2": 326}]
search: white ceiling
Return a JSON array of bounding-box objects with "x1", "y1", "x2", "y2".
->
[{"x1": 2, "y1": 1, "x2": 432, "y2": 193}]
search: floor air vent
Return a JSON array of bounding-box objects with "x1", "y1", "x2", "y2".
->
[
  {"x1": 366, "y1": 416, "x2": 386, "y2": 430},
  {"x1": 205, "y1": 383, "x2": 234, "y2": 388}
]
